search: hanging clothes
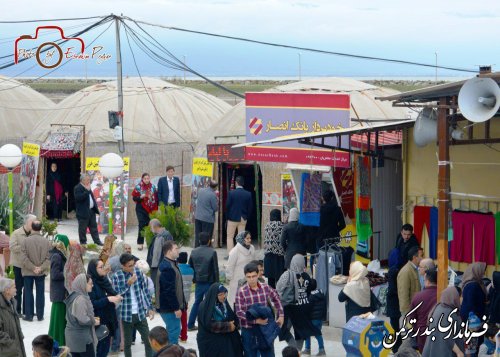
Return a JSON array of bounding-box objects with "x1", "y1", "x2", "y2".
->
[
  {"x1": 299, "y1": 172, "x2": 322, "y2": 226},
  {"x1": 450, "y1": 210, "x2": 474, "y2": 263},
  {"x1": 413, "y1": 206, "x2": 431, "y2": 245},
  {"x1": 472, "y1": 213, "x2": 495, "y2": 265},
  {"x1": 495, "y1": 212, "x2": 500, "y2": 265},
  {"x1": 429, "y1": 207, "x2": 438, "y2": 259}
]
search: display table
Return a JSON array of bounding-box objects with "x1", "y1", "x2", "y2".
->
[
  {"x1": 329, "y1": 282, "x2": 347, "y2": 328},
  {"x1": 329, "y1": 282, "x2": 389, "y2": 328}
]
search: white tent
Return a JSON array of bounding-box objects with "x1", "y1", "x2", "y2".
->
[
  {"x1": 0, "y1": 76, "x2": 54, "y2": 144},
  {"x1": 29, "y1": 77, "x2": 232, "y2": 144}
]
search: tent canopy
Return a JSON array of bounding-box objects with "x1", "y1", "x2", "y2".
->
[{"x1": 29, "y1": 77, "x2": 232, "y2": 144}]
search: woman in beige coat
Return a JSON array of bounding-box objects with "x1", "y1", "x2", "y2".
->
[
  {"x1": 226, "y1": 231, "x2": 255, "y2": 306},
  {"x1": 0, "y1": 278, "x2": 26, "y2": 357}
]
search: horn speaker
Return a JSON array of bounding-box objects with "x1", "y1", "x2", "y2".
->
[
  {"x1": 458, "y1": 77, "x2": 500, "y2": 123},
  {"x1": 413, "y1": 107, "x2": 437, "y2": 147}
]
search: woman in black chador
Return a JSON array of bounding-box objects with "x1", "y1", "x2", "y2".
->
[{"x1": 46, "y1": 162, "x2": 67, "y2": 221}]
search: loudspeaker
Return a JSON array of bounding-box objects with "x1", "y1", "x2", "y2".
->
[
  {"x1": 413, "y1": 107, "x2": 437, "y2": 147},
  {"x1": 458, "y1": 77, "x2": 500, "y2": 123}
]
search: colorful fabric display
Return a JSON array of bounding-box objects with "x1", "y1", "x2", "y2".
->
[{"x1": 299, "y1": 172, "x2": 322, "y2": 226}]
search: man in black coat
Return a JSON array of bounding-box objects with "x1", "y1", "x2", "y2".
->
[
  {"x1": 395, "y1": 223, "x2": 418, "y2": 268},
  {"x1": 74, "y1": 173, "x2": 103, "y2": 246},
  {"x1": 157, "y1": 165, "x2": 181, "y2": 208},
  {"x1": 225, "y1": 176, "x2": 252, "y2": 255}
]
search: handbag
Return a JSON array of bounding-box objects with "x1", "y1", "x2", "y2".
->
[
  {"x1": 280, "y1": 271, "x2": 296, "y2": 306},
  {"x1": 95, "y1": 325, "x2": 109, "y2": 341}
]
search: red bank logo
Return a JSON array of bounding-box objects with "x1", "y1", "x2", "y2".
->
[
  {"x1": 15, "y1": 26, "x2": 111, "y2": 68},
  {"x1": 249, "y1": 117, "x2": 263, "y2": 135}
]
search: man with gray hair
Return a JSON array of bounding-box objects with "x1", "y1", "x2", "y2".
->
[
  {"x1": 418, "y1": 257, "x2": 435, "y2": 291},
  {"x1": 9, "y1": 213, "x2": 36, "y2": 315},
  {"x1": 146, "y1": 219, "x2": 173, "y2": 285},
  {"x1": 74, "y1": 173, "x2": 103, "y2": 246},
  {"x1": 194, "y1": 180, "x2": 218, "y2": 247}
]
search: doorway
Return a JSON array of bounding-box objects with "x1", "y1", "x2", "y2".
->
[
  {"x1": 44, "y1": 157, "x2": 81, "y2": 220},
  {"x1": 220, "y1": 163, "x2": 263, "y2": 248}
]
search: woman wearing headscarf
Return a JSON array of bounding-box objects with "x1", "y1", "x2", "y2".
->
[
  {"x1": 87, "y1": 259, "x2": 123, "y2": 357},
  {"x1": 460, "y1": 262, "x2": 487, "y2": 322},
  {"x1": 197, "y1": 283, "x2": 243, "y2": 357},
  {"x1": 106, "y1": 240, "x2": 126, "y2": 274},
  {"x1": 422, "y1": 286, "x2": 465, "y2": 357},
  {"x1": 0, "y1": 278, "x2": 26, "y2": 357},
  {"x1": 65, "y1": 273, "x2": 99, "y2": 357},
  {"x1": 132, "y1": 173, "x2": 158, "y2": 251},
  {"x1": 49, "y1": 234, "x2": 70, "y2": 345},
  {"x1": 46, "y1": 162, "x2": 68, "y2": 221},
  {"x1": 281, "y1": 207, "x2": 306, "y2": 269},
  {"x1": 385, "y1": 248, "x2": 402, "y2": 353},
  {"x1": 276, "y1": 254, "x2": 319, "y2": 351},
  {"x1": 263, "y1": 209, "x2": 285, "y2": 289},
  {"x1": 226, "y1": 231, "x2": 255, "y2": 306},
  {"x1": 64, "y1": 241, "x2": 86, "y2": 293},
  {"x1": 338, "y1": 261, "x2": 380, "y2": 322},
  {"x1": 319, "y1": 190, "x2": 346, "y2": 247}
]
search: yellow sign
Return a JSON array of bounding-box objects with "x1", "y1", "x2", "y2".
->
[
  {"x1": 281, "y1": 173, "x2": 291, "y2": 180},
  {"x1": 22, "y1": 142, "x2": 40, "y2": 157},
  {"x1": 86, "y1": 157, "x2": 130, "y2": 172},
  {"x1": 192, "y1": 157, "x2": 213, "y2": 177}
]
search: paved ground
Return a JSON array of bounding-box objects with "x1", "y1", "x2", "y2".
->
[{"x1": 19, "y1": 219, "x2": 347, "y2": 356}]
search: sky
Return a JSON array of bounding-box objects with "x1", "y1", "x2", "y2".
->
[{"x1": 0, "y1": 0, "x2": 499, "y2": 79}]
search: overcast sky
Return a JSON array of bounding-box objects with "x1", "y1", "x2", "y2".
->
[{"x1": 1, "y1": 0, "x2": 498, "y2": 78}]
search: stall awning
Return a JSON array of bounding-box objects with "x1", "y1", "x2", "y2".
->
[
  {"x1": 40, "y1": 131, "x2": 82, "y2": 158},
  {"x1": 234, "y1": 119, "x2": 415, "y2": 152}
]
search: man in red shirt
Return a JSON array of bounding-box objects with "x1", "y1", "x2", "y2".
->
[
  {"x1": 407, "y1": 267, "x2": 438, "y2": 353},
  {"x1": 235, "y1": 262, "x2": 284, "y2": 357}
]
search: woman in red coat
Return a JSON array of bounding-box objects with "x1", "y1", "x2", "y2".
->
[{"x1": 132, "y1": 173, "x2": 158, "y2": 250}]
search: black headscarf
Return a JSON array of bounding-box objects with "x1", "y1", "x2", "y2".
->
[
  {"x1": 270, "y1": 209, "x2": 281, "y2": 222},
  {"x1": 198, "y1": 283, "x2": 234, "y2": 329},
  {"x1": 489, "y1": 271, "x2": 500, "y2": 323},
  {"x1": 87, "y1": 259, "x2": 117, "y2": 296}
]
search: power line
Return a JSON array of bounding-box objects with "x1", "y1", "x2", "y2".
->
[
  {"x1": 131, "y1": 17, "x2": 477, "y2": 74},
  {"x1": 0, "y1": 15, "x2": 107, "y2": 23},
  {"x1": 122, "y1": 20, "x2": 194, "y2": 150}
]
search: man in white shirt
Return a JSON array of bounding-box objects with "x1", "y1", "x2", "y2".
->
[{"x1": 158, "y1": 165, "x2": 180, "y2": 208}]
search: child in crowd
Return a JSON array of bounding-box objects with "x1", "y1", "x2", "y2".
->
[
  {"x1": 303, "y1": 279, "x2": 326, "y2": 356},
  {"x1": 282, "y1": 345, "x2": 300, "y2": 357},
  {"x1": 478, "y1": 324, "x2": 499, "y2": 357},
  {"x1": 178, "y1": 251, "x2": 194, "y2": 343}
]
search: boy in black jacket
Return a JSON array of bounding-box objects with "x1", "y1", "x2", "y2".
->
[{"x1": 303, "y1": 279, "x2": 326, "y2": 356}]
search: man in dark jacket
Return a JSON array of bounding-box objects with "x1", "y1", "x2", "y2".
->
[
  {"x1": 395, "y1": 223, "x2": 418, "y2": 269},
  {"x1": 147, "y1": 219, "x2": 173, "y2": 286},
  {"x1": 74, "y1": 173, "x2": 103, "y2": 246},
  {"x1": 149, "y1": 326, "x2": 193, "y2": 357},
  {"x1": 157, "y1": 165, "x2": 181, "y2": 208},
  {"x1": 225, "y1": 176, "x2": 252, "y2": 255},
  {"x1": 156, "y1": 241, "x2": 186, "y2": 345},
  {"x1": 187, "y1": 232, "x2": 219, "y2": 331}
]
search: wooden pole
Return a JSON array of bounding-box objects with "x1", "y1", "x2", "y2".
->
[{"x1": 437, "y1": 97, "x2": 450, "y2": 300}]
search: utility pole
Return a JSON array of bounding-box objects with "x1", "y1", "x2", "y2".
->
[
  {"x1": 435, "y1": 52, "x2": 438, "y2": 84},
  {"x1": 183, "y1": 55, "x2": 186, "y2": 84},
  {"x1": 115, "y1": 15, "x2": 125, "y2": 240}
]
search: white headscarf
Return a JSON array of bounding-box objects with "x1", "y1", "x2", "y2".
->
[
  {"x1": 343, "y1": 261, "x2": 371, "y2": 307},
  {"x1": 288, "y1": 208, "x2": 299, "y2": 222}
]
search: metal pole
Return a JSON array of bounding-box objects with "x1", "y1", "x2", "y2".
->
[
  {"x1": 436, "y1": 97, "x2": 450, "y2": 300},
  {"x1": 115, "y1": 16, "x2": 125, "y2": 240},
  {"x1": 183, "y1": 55, "x2": 186, "y2": 84},
  {"x1": 435, "y1": 52, "x2": 438, "y2": 84},
  {"x1": 108, "y1": 181, "x2": 114, "y2": 235},
  {"x1": 8, "y1": 171, "x2": 14, "y2": 234},
  {"x1": 298, "y1": 53, "x2": 302, "y2": 81},
  {"x1": 253, "y1": 162, "x2": 261, "y2": 248}
]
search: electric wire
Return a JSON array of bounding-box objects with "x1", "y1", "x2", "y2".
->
[
  {"x1": 130, "y1": 17, "x2": 478, "y2": 74},
  {"x1": 0, "y1": 16, "x2": 107, "y2": 23},
  {"x1": 122, "y1": 20, "x2": 195, "y2": 151}
]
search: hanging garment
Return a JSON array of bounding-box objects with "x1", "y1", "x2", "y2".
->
[
  {"x1": 429, "y1": 206, "x2": 438, "y2": 259},
  {"x1": 299, "y1": 172, "x2": 322, "y2": 226},
  {"x1": 450, "y1": 210, "x2": 474, "y2": 263},
  {"x1": 495, "y1": 212, "x2": 500, "y2": 265},
  {"x1": 413, "y1": 206, "x2": 431, "y2": 245},
  {"x1": 472, "y1": 213, "x2": 495, "y2": 265},
  {"x1": 316, "y1": 248, "x2": 343, "y2": 293}
]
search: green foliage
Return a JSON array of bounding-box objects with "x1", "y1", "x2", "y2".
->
[
  {"x1": 0, "y1": 190, "x2": 30, "y2": 235},
  {"x1": 41, "y1": 217, "x2": 58, "y2": 237},
  {"x1": 85, "y1": 243, "x2": 100, "y2": 252},
  {"x1": 142, "y1": 204, "x2": 193, "y2": 248}
]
